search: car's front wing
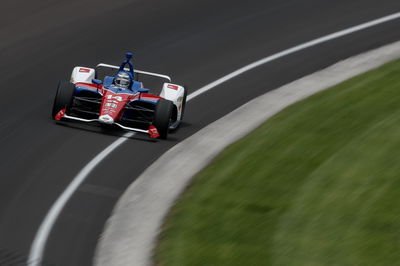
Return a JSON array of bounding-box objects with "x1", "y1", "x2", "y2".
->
[{"x1": 55, "y1": 109, "x2": 160, "y2": 138}]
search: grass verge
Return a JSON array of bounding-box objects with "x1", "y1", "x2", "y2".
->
[{"x1": 156, "y1": 58, "x2": 400, "y2": 266}]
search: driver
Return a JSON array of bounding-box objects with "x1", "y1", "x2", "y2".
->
[{"x1": 114, "y1": 71, "x2": 131, "y2": 89}]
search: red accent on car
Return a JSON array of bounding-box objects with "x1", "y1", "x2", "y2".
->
[
  {"x1": 100, "y1": 90, "x2": 134, "y2": 121},
  {"x1": 79, "y1": 68, "x2": 91, "y2": 73},
  {"x1": 55, "y1": 108, "x2": 66, "y2": 120},
  {"x1": 140, "y1": 93, "x2": 163, "y2": 101},
  {"x1": 167, "y1": 84, "x2": 179, "y2": 90},
  {"x1": 75, "y1": 82, "x2": 98, "y2": 90},
  {"x1": 140, "y1": 93, "x2": 162, "y2": 99},
  {"x1": 148, "y1": 125, "x2": 160, "y2": 138}
]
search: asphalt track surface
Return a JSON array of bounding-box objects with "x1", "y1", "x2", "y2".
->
[{"x1": 0, "y1": 0, "x2": 399, "y2": 265}]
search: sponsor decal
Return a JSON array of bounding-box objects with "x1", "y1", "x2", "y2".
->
[
  {"x1": 148, "y1": 125, "x2": 160, "y2": 138},
  {"x1": 167, "y1": 84, "x2": 179, "y2": 90},
  {"x1": 103, "y1": 95, "x2": 123, "y2": 113},
  {"x1": 79, "y1": 68, "x2": 91, "y2": 73}
]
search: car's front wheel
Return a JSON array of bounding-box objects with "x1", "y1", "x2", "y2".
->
[
  {"x1": 153, "y1": 99, "x2": 174, "y2": 139},
  {"x1": 52, "y1": 81, "x2": 74, "y2": 119}
]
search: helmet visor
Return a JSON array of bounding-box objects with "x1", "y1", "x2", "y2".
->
[{"x1": 115, "y1": 73, "x2": 130, "y2": 88}]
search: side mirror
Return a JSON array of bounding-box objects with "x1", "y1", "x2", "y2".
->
[{"x1": 92, "y1": 79, "x2": 103, "y2": 85}]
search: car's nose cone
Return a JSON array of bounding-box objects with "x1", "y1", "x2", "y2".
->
[{"x1": 98, "y1": 114, "x2": 114, "y2": 124}]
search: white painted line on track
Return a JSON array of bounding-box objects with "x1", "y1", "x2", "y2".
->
[
  {"x1": 27, "y1": 133, "x2": 133, "y2": 265},
  {"x1": 28, "y1": 11, "x2": 400, "y2": 266},
  {"x1": 187, "y1": 11, "x2": 400, "y2": 101}
]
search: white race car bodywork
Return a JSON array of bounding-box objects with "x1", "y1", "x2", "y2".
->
[
  {"x1": 70, "y1": 67, "x2": 96, "y2": 84},
  {"x1": 160, "y1": 83, "x2": 186, "y2": 122}
]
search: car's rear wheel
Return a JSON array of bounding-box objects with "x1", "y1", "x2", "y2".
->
[
  {"x1": 153, "y1": 99, "x2": 173, "y2": 139},
  {"x1": 52, "y1": 81, "x2": 75, "y2": 119},
  {"x1": 180, "y1": 86, "x2": 188, "y2": 120}
]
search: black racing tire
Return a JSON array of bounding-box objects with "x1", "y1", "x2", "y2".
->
[
  {"x1": 153, "y1": 99, "x2": 174, "y2": 139},
  {"x1": 180, "y1": 86, "x2": 188, "y2": 121},
  {"x1": 52, "y1": 81, "x2": 75, "y2": 119}
]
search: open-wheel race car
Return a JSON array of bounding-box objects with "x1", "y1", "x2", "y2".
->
[{"x1": 52, "y1": 52, "x2": 187, "y2": 139}]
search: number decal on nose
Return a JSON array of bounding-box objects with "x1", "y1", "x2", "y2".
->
[
  {"x1": 106, "y1": 95, "x2": 123, "y2": 101},
  {"x1": 105, "y1": 103, "x2": 117, "y2": 108}
]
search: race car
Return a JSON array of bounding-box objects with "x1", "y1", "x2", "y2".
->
[{"x1": 52, "y1": 52, "x2": 187, "y2": 139}]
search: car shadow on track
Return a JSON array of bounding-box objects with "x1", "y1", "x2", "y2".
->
[
  {"x1": 53, "y1": 120, "x2": 193, "y2": 143},
  {"x1": 54, "y1": 120, "x2": 159, "y2": 143}
]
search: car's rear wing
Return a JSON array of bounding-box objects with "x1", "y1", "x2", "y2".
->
[{"x1": 96, "y1": 63, "x2": 172, "y2": 82}]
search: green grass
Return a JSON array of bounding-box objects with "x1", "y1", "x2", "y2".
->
[{"x1": 156, "y1": 58, "x2": 400, "y2": 266}]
